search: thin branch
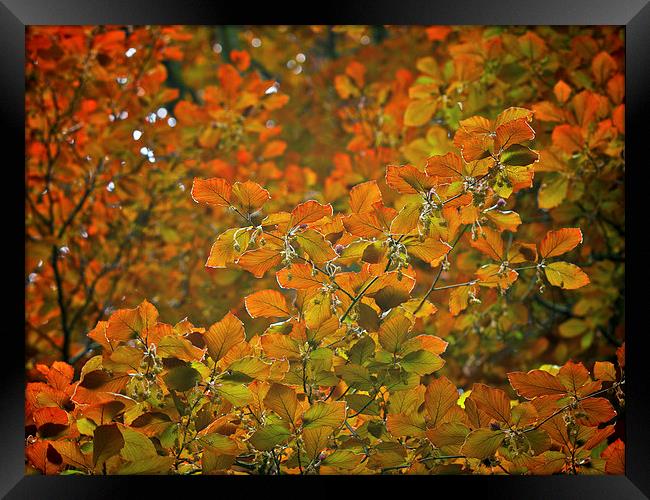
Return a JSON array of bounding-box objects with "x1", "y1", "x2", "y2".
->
[
  {"x1": 525, "y1": 380, "x2": 625, "y2": 433},
  {"x1": 340, "y1": 236, "x2": 403, "y2": 322},
  {"x1": 51, "y1": 245, "x2": 72, "y2": 362},
  {"x1": 414, "y1": 225, "x2": 469, "y2": 314},
  {"x1": 431, "y1": 280, "x2": 478, "y2": 292}
]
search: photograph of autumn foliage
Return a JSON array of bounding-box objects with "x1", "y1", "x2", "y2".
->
[{"x1": 25, "y1": 25, "x2": 625, "y2": 475}]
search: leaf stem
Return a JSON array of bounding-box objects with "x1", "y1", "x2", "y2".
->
[{"x1": 414, "y1": 225, "x2": 469, "y2": 314}]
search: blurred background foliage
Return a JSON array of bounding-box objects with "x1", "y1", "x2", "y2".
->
[{"x1": 26, "y1": 25, "x2": 624, "y2": 390}]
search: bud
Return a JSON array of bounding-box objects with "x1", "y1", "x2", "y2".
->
[
  {"x1": 298, "y1": 224, "x2": 308, "y2": 231},
  {"x1": 496, "y1": 198, "x2": 506, "y2": 208},
  {"x1": 334, "y1": 244, "x2": 345, "y2": 255}
]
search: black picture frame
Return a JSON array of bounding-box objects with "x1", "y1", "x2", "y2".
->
[{"x1": 3, "y1": 1, "x2": 647, "y2": 497}]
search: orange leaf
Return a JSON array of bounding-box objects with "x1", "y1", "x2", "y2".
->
[
  {"x1": 206, "y1": 228, "x2": 251, "y2": 268},
  {"x1": 105, "y1": 300, "x2": 158, "y2": 342},
  {"x1": 557, "y1": 360, "x2": 592, "y2": 395},
  {"x1": 385, "y1": 164, "x2": 435, "y2": 194},
  {"x1": 484, "y1": 210, "x2": 522, "y2": 233},
  {"x1": 475, "y1": 264, "x2": 518, "y2": 290},
  {"x1": 260, "y1": 334, "x2": 302, "y2": 360},
  {"x1": 231, "y1": 181, "x2": 270, "y2": 215},
  {"x1": 237, "y1": 246, "x2": 282, "y2": 278},
  {"x1": 592, "y1": 51, "x2": 617, "y2": 86},
  {"x1": 218, "y1": 64, "x2": 242, "y2": 97},
  {"x1": 449, "y1": 285, "x2": 476, "y2": 316},
  {"x1": 290, "y1": 200, "x2": 333, "y2": 227},
  {"x1": 508, "y1": 370, "x2": 567, "y2": 399},
  {"x1": 539, "y1": 228, "x2": 583, "y2": 259},
  {"x1": 203, "y1": 312, "x2": 245, "y2": 362},
  {"x1": 495, "y1": 118, "x2": 535, "y2": 151},
  {"x1": 469, "y1": 383, "x2": 511, "y2": 423},
  {"x1": 389, "y1": 202, "x2": 422, "y2": 235},
  {"x1": 453, "y1": 128, "x2": 492, "y2": 162},
  {"x1": 404, "y1": 236, "x2": 451, "y2": 266},
  {"x1": 349, "y1": 180, "x2": 382, "y2": 213},
  {"x1": 495, "y1": 107, "x2": 534, "y2": 128},
  {"x1": 245, "y1": 290, "x2": 291, "y2": 318},
  {"x1": 158, "y1": 335, "x2": 205, "y2": 362},
  {"x1": 263, "y1": 383, "x2": 298, "y2": 424},
  {"x1": 276, "y1": 263, "x2": 326, "y2": 291},
  {"x1": 262, "y1": 140, "x2": 287, "y2": 159},
  {"x1": 602, "y1": 439, "x2": 625, "y2": 475},
  {"x1": 191, "y1": 177, "x2": 232, "y2": 207},
  {"x1": 345, "y1": 61, "x2": 366, "y2": 87},
  {"x1": 552, "y1": 125, "x2": 584, "y2": 154},
  {"x1": 32, "y1": 406, "x2": 69, "y2": 429},
  {"x1": 230, "y1": 49, "x2": 250, "y2": 71},
  {"x1": 577, "y1": 397, "x2": 616, "y2": 426},
  {"x1": 553, "y1": 80, "x2": 572, "y2": 103},
  {"x1": 594, "y1": 361, "x2": 617, "y2": 382},
  {"x1": 469, "y1": 227, "x2": 504, "y2": 261},
  {"x1": 425, "y1": 376, "x2": 459, "y2": 427},
  {"x1": 425, "y1": 152, "x2": 464, "y2": 179},
  {"x1": 26, "y1": 441, "x2": 63, "y2": 474},
  {"x1": 344, "y1": 203, "x2": 396, "y2": 238},
  {"x1": 426, "y1": 26, "x2": 452, "y2": 41}
]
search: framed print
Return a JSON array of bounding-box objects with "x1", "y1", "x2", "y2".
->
[{"x1": 3, "y1": 0, "x2": 649, "y2": 497}]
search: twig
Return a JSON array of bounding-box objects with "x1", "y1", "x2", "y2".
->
[{"x1": 414, "y1": 225, "x2": 469, "y2": 314}]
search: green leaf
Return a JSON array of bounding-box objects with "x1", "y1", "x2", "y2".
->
[
  {"x1": 163, "y1": 365, "x2": 201, "y2": 391},
  {"x1": 425, "y1": 422, "x2": 470, "y2": 455},
  {"x1": 116, "y1": 456, "x2": 174, "y2": 475},
  {"x1": 302, "y1": 401, "x2": 346, "y2": 430},
  {"x1": 309, "y1": 347, "x2": 333, "y2": 372},
  {"x1": 348, "y1": 336, "x2": 375, "y2": 366},
  {"x1": 500, "y1": 144, "x2": 539, "y2": 166},
  {"x1": 248, "y1": 424, "x2": 291, "y2": 451},
  {"x1": 198, "y1": 433, "x2": 240, "y2": 455},
  {"x1": 309, "y1": 370, "x2": 339, "y2": 387},
  {"x1": 346, "y1": 394, "x2": 380, "y2": 416},
  {"x1": 321, "y1": 450, "x2": 363, "y2": 469},
  {"x1": 400, "y1": 350, "x2": 445, "y2": 375},
  {"x1": 386, "y1": 413, "x2": 427, "y2": 437},
  {"x1": 215, "y1": 382, "x2": 253, "y2": 407},
  {"x1": 334, "y1": 364, "x2": 374, "y2": 391},
  {"x1": 76, "y1": 417, "x2": 97, "y2": 436},
  {"x1": 378, "y1": 311, "x2": 413, "y2": 354},
  {"x1": 227, "y1": 356, "x2": 272, "y2": 379},
  {"x1": 60, "y1": 469, "x2": 88, "y2": 475},
  {"x1": 159, "y1": 422, "x2": 178, "y2": 450},
  {"x1": 460, "y1": 428, "x2": 506, "y2": 459},
  {"x1": 303, "y1": 426, "x2": 332, "y2": 460},
  {"x1": 92, "y1": 424, "x2": 124, "y2": 468},
  {"x1": 384, "y1": 370, "x2": 420, "y2": 391},
  {"x1": 119, "y1": 426, "x2": 157, "y2": 461}
]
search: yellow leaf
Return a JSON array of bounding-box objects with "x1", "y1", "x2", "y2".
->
[
  {"x1": 544, "y1": 261, "x2": 590, "y2": 289},
  {"x1": 404, "y1": 99, "x2": 437, "y2": 127}
]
